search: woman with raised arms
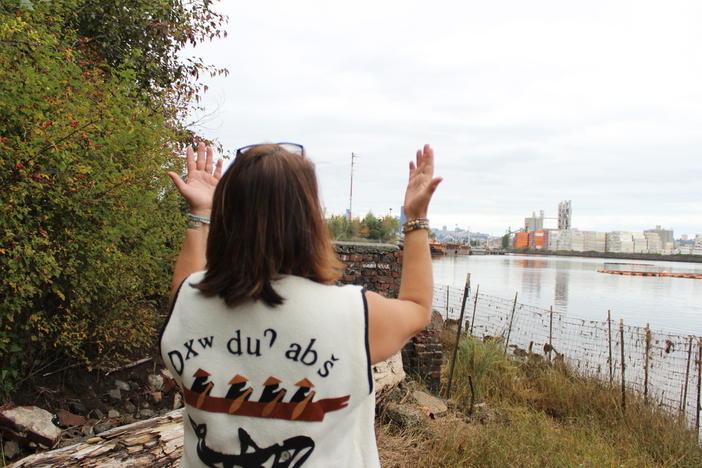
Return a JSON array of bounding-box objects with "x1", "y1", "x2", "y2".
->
[{"x1": 161, "y1": 142, "x2": 441, "y2": 467}]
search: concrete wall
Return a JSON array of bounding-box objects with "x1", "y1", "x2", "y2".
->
[{"x1": 334, "y1": 242, "x2": 443, "y2": 392}]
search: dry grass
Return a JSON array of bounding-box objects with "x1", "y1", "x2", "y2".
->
[{"x1": 376, "y1": 332, "x2": 702, "y2": 467}]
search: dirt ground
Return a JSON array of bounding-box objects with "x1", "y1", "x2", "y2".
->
[{"x1": 3, "y1": 350, "x2": 180, "y2": 464}]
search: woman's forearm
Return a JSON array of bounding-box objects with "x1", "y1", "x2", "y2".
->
[
  {"x1": 398, "y1": 228, "x2": 433, "y2": 313},
  {"x1": 170, "y1": 222, "x2": 209, "y2": 302}
]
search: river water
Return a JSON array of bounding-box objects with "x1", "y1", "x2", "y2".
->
[{"x1": 433, "y1": 254, "x2": 702, "y2": 336}]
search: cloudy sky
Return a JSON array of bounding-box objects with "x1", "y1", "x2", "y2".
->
[{"x1": 186, "y1": 0, "x2": 701, "y2": 237}]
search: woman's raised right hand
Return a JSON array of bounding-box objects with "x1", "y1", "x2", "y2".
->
[
  {"x1": 403, "y1": 144, "x2": 443, "y2": 220},
  {"x1": 167, "y1": 142, "x2": 223, "y2": 216}
]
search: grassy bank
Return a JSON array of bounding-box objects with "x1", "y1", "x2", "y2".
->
[{"x1": 377, "y1": 333, "x2": 702, "y2": 467}]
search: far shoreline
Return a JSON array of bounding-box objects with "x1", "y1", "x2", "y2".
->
[{"x1": 504, "y1": 249, "x2": 702, "y2": 264}]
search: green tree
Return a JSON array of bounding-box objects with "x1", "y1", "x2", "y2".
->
[
  {"x1": 0, "y1": 0, "x2": 226, "y2": 396},
  {"x1": 362, "y1": 212, "x2": 382, "y2": 240},
  {"x1": 502, "y1": 233, "x2": 511, "y2": 249},
  {"x1": 327, "y1": 213, "x2": 401, "y2": 243}
]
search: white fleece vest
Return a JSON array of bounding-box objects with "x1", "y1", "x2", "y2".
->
[{"x1": 160, "y1": 272, "x2": 380, "y2": 468}]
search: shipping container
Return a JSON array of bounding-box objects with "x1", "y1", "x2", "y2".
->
[
  {"x1": 513, "y1": 232, "x2": 529, "y2": 249},
  {"x1": 529, "y1": 230, "x2": 547, "y2": 249}
]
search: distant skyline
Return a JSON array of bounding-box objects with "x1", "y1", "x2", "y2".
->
[{"x1": 184, "y1": 0, "x2": 701, "y2": 236}]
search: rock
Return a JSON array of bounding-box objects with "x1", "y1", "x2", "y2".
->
[
  {"x1": 129, "y1": 380, "x2": 140, "y2": 391},
  {"x1": 88, "y1": 408, "x2": 104, "y2": 420},
  {"x1": 55, "y1": 409, "x2": 86, "y2": 428},
  {"x1": 0, "y1": 406, "x2": 62, "y2": 448},
  {"x1": 139, "y1": 409, "x2": 155, "y2": 419},
  {"x1": 124, "y1": 401, "x2": 137, "y2": 414},
  {"x1": 150, "y1": 391, "x2": 162, "y2": 404},
  {"x1": 107, "y1": 409, "x2": 120, "y2": 419},
  {"x1": 373, "y1": 352, "x2": 406, "y2": 398},
  {"x1": 172, "y1": 393, "x2": 183, "y2": 410},
  {"x1": 81, "y1": 423, "x2": 95, "y2": 437},
  {"x1": 114, "y1": 379, "x2": 130, "y2": 391},
  {"x1": 412, "y1": 391, "x2": 447, "y2": 416},
  {"x1": 3, "y1": 440, "x2": 20, "y2": 459},
  {"x1": 147, "y1": 374, "x2": 164, "y2": 392},
  {"x1": 108, "y1": 388, "x2": 122, "y2": 400},
  {"x1": 93, "y1": 421, "x2": 113, "y2": 434},
  {"x1": 67, "y1": 401, "x2": 87, "y2": 415},
  {"x1": 384, "y1": 403, "x2": 424, "y2": 429},
  {"x1": 429, "y1": 309, "x2": 444, "y2": 330},
  {"x1": 162, "y1": 375, "x2": 177, "y2": 393},
  {"x1": 472, "y1": 402, "x2": 507, "y2": 424}
]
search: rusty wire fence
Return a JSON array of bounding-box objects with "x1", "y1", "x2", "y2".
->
[{"x1": 433, "y1": 281, "x2": 702, "y2": 434}]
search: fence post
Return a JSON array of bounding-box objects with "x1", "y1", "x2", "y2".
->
[
  {"x1": 446, "y1": 273, "x2": 471, "y2": 399},
  {"x1": 607, "y1": 310, "x2": 613, "y2": 385},
  {"x1": 644, "y1": 323, "x2": 651, "y2": 404},
  {"x1": 681, "y1": 335, "x2": 693, "y2": 415},
  {"x1": 548, "y1": 306, "x2": 553, "y2": 361},
  {"x1": 469, "y1": 284, "x2": 480, "y2": 336},
  {"x1": 696, "y1": 338, "x2": 702, "y2": 434},
  {"x1": 446, "y1": 285, "x2": 450, "y2": 319},
  {"x1": 620, "y1": 319, "x2": 626, "y2": 411},
  {"x1": 504, "y1": 291, "x2": 519, "y2": 353}
]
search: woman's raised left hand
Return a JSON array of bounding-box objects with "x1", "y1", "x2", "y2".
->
[{"x1": 167, "y1": 142, "x2": 223, "y2": 216}]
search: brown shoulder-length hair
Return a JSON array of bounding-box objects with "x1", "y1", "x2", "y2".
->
[{"x1": 193, "y1": 144, "x2": 343, "y2": 307}]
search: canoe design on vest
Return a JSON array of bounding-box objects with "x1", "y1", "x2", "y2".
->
[{"x1": 184, "y1": 370, "x2": 350, "y2": 422}]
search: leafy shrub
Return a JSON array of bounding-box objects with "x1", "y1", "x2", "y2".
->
[{"x1": 0, "y1": 0, "x2": 224, "y2": 397}]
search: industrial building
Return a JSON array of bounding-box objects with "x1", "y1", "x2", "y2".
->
[
  {"x1": 524, "y1": 211, "x2": 544, "y2": 232},
  {"x1": 558, "y1": 200, "x2": 572, "y2": 230},
  {"x1": 511, "y1": 202, "x2": 685, "y2": 254}
]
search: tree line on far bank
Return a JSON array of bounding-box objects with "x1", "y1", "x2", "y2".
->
[{"x1": 327, "y1": 213, "x2": 401, "y2": 243}]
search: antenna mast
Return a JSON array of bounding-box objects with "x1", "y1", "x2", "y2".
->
[{"x1": 348, "y1": 152, "x2": 357, "y2": 221}]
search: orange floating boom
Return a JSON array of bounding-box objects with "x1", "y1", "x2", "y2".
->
[{"x1": 597, "y1": 270, "x2": 702, "y2": 279}]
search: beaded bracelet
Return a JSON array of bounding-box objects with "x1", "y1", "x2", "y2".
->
[
  {"x1": 186, "y1": 213, "x2": 210, "y2": 229},
  {"x1": 186, "y1": 213, "x2": 211, "y2": 224},
  {"x1": 403, "y1": 217, "x2": 430, "y2": 234}
]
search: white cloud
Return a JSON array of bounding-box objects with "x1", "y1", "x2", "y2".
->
[{"x1": 186, "y1": 0, "x2": 702, "y2": 235}]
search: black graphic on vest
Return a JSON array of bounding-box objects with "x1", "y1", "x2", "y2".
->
[
  {"x1": 189, "y1": 416, "x2": 315, "y2": 467},
  {"x1": 225, "y1": 374, "x2": 253, "y2": 414},
  {"x1": 290, "y1": 378, "x2": 316, "y2": 420},
  {"x1": 192, "y1": 368, "x2": 214, "y2": 409},
  {"x1": 259, "y1": 376, "x2": 287, "y2": 417}
]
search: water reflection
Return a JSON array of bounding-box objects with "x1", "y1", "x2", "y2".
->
[
  {"x1": 432, "y1": 254, "x2": 702, "y2": 335},
  {"x1": 554, "y1": 269, "x2": 569, "y2": 311}
]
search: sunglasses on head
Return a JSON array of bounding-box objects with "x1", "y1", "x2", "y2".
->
[{"x1": 235, "y1": 142, "x2": 305, "y2": 157}]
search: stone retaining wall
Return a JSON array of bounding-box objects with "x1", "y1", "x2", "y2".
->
[
  {"x1": 333, "y1": 242, "x2": 443, "y2": 392},
  {"x1": 334, "y1": 241, "x2": 402, "y2": 296}
]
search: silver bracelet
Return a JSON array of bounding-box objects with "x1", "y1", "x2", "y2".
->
[
  {"x1": 187, "y1": 218, "x2": 208, "y2": 230},
  {"x1": 403, "y1": 217, "x2": 430, "y2": 234}
]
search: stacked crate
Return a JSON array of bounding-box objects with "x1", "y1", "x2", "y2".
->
[{"x1": 582, "y1": 231, "x2": 606, "y2": 252}]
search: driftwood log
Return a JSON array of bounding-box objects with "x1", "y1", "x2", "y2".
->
[
  {"x1": 9, "y1": 353, "x2": 405, "y2": 467},
  {"x1": 8, "y1": 409, "x2": 184, "y2": 468}
]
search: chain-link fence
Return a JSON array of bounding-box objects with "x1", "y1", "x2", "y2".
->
[{"x1": 433, "y1": 282, "x2": 702, "y2": 433}]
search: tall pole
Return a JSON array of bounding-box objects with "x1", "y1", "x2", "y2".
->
[
  {"x1": 469, "y1": 284, "x2": 480, "y2": 336},
  {"x1": 620, "y1": 319, "x2": 626, "y2": 411},
  {"x1": 348, "y1": 152, "x2": 357, "y2": 221},
  {"x1": 607, "y1": 310, "x2": 613, "y2": 385},
  {"x1": 446, "y1": 273, "x2": 471, "y2": 399},
  {"x1": 504, "y1": 291, "x2": 519, "y2": 353}
]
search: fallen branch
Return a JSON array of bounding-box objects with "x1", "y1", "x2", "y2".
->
[{"x1": 104, "y1": 357, "x2": 152, "y2": 376}]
